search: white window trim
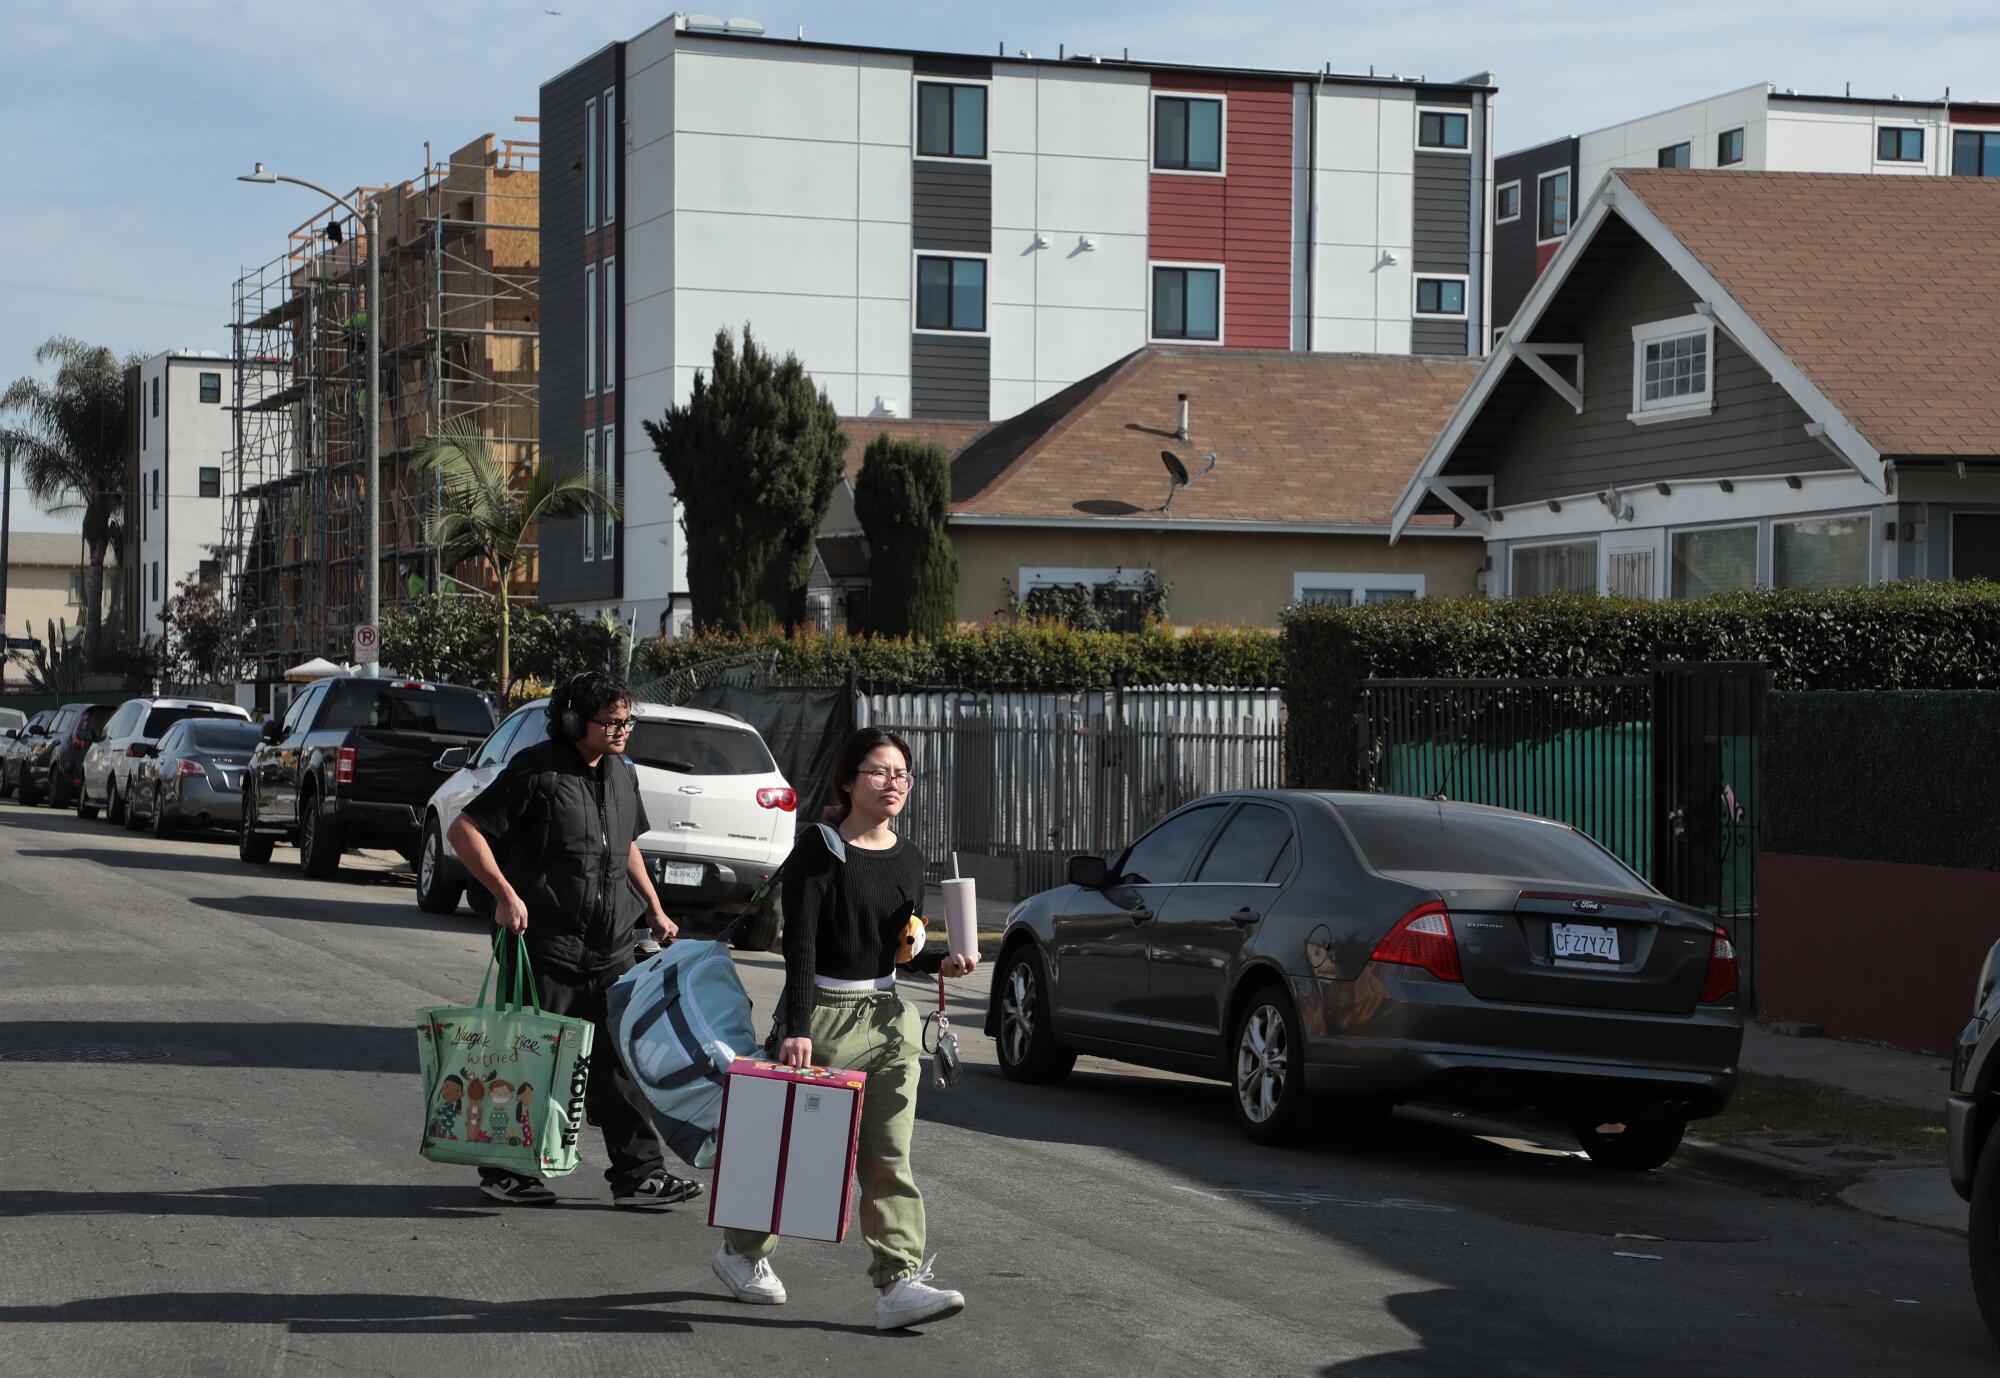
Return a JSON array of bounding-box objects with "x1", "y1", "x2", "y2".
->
[
  {"x1": 1415, "y1": 105, "x2": 1472, "y2": 155},
  {"x1": 1291, "y1": 572, "x2": 1426, "y2": 606},
  {"x1": 1495, "y1": 179, "x2": 1521, "y2": 225},
  {"x1": 582, "y1": 430, "x2": 597, "y2": 563},
  {"x1": 1149, "y1": 260, "x2": 1226, "y2": 346},
  {"x1": 1656, "y1": 140, "x2": 1692, "y2": 169},
  {"x1": 603, "y1": 86, "x2": 617, "y2": 223},
  {"x1": 598, "y1": 424, "x2": 617, "y2": 560},
  {"x1": 911, "y1": 75, "x2": 993, "y2": 166},
  {"x1": 1770, "y1": 509, "x2": 1878, "y2": 589},
  {"x1": 585, "y1": 96, "x2": 598, "y2": 233},
  {"x1": 1717, "y1": 127, "x2": 1746, "y2": 167},
  {"x1": 1506, "y1": 536, "x2": 1599, "y2": 597},
  {"x1": 1150, "y1": 90, "x2": 1228, "y2": 178},
  {"x1": 1535, "y1": 167, "x2": 1572, "y2": 246},
  {"x1": 910, "y1": 249, "x2": 991, "y2": 337},
  {"x1": 1668, "y1": 521, "x2": 1762, "y2": 598},
  {"x1": 1019, "y1": 566, "x2": 1153, "y2": 591},
  {"x1": 602, "y1": 256, "x2": 617, "y2": 392},
  {"x1": 1873, "y1": 124, "x2": 1928, "y2": 166},
  {"x1": 1413, "y1": 274, "x2": 1470, "y2": 320},
  {"x1": 1628, "y1": 313, "x2": 1715, "y2": 424}
]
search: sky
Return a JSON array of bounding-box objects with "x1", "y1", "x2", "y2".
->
[{"x1": 3, "y1": 0, "x2": 1998, "y2": 532}]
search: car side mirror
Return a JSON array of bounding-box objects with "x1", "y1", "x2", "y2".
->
[
  {"x1": 260, "y1": 720, "x2": 283, "y2": 744},
  {"x1": 1067, "y1": 855, "x2": 1109, "y2": 890},
  {"x1": 434, "y1": 746, "x2": 470, "y2": 773}
]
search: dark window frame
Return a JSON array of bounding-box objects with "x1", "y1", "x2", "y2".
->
[
  {"x1": 1717, "y1": 128, "x2": 1745, "y2": 165},
  {"x1": 1953, "y1": 129, "x2": 2000, "y2": 177},
  {"x1": 198, "y1": 466, "x2": 221, "y2": 499},
  {"x1": 1495, "y1": 180, "x2": 1521, "y2": 223},
  {"x1": 1657, "y1": 141, "x2": 1692, "y2": 169},
  {"x1": 916, "y1": 80, "x2": 988, "y2": 160},
  {"x1": 199, "y1": 372, "x2": 222, "y2": 403},
  {"x1": 1878, "y1": 126, "x2": 1926, "y2": 163},
  {"x1": 914, "y1": 255, "x2": 987, "y2": 332},
  {"x1": 1417, "y1": 110, "x2": 1469, "y2": 150},
  {"x1": 1151, "y1": 265, "x2": 1222, "y2": 342},
  {"x1": 1536, "y1": 168, "x2": 1571, "y2": 242},
  {"x1": 1414, "y1": 277, "x2": 1467, "y2": 316},
  {"x1": 1153, "y1": 94, "x2": 1224, "y2": 172}
]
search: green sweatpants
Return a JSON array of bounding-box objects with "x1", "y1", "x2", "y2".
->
[{"x1": 726, "y1": 988, "x2": 927, "y2": 1287}]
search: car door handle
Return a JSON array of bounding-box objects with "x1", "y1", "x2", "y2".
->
[
  {"x1": 1231, "y1": 907, "x2": 1261, "y2": 928},
  {"x1": 1130, "y1": 906, "x2": 1154, "y2": 925}
]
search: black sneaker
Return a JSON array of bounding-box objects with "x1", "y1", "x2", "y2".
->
[
  {"x1": 479, "y1": 1173, "x2": 557, "y2": 1205},
  {"x1": 614, "y1": 1170, "x2": 704, "y2": 1210}
]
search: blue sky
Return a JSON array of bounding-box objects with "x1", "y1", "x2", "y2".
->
[{"x1": 4, "y1": 0, "x2": 1997, "y2": 531}]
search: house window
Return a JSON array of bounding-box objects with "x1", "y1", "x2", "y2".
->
[
  {"x1": 1608, "y1": 548, "x2": 1656, "y2": 599},
  {"x1": 1496, "y1": 181, "x2": 1520, "y2": 224},
  {"x1": 598, "y1": 424, "x2": 617, "y2": 559},
  {"x1": 1292, "y1": 573, "x2": 1424, "y2": 607},
  {"x1": 1954, "y1": 130, "x2": 2000, "y2": 177},
  {"x1": 152, "y1": 377, "x2": 160, "y2": 417},
  {"x1": 585, "y1": 264, "x2": 597, "y2": 396},
  {"x1": 1510, "y1": 540, "x2": 1597, "y2": 596},
  {"x1": 1414, "y1": 277, "x2": 1467, "y2": 317},
  {"x1": 1018, "y1": 567, "x2": 1155, "y2": 633},
  {"x1": 151, "y1": 562, "x2": 160, "y2": 602},
  {"x1": 915, "y1": 256, "x2": 986, "y2": 332},
  {"x1": 601, "y1": 257, "x2": 617, "y2": 392},
  {"x1": 1417, "y1": 110, "x2": 1469, "y2": 150},
  {"x1": 1657, "y1": 142, "x2": 1691, "y2": 169},
  {"x1": 1671, "y1": 525, "x2": 1758, "y2": 599},
  {"x1": 603, "y1": 87, "x2": 617, "y2": 223},
  {"x1": 1953, "y1": 513, "x2": 2000, "y2": 581},
  {"x1": 198, "y1": 559, "x2": 221, "y2": 586},
  {"x1": 582, "y1": 430, "x2": 597, "y2": 562},
  {"x1": 68, "y1": 571, "x2": 86, "y2": 604},
  {"x1": 1630, "y1": 314, "x2": 1714, "y2": 421},
  {"x1": 1877, "y1": 127, "x2": 1925, "y2": 163},
  {"x1": 199, "y1": 372, "x2": 222, "y2": 403},
  {"x1": 1154, "y1": 95, "x2": 1223, "y2": 172},
  {"x1": 1773, "y1": 515, "x2": 1871, "y2": 590},
  {"x1": 917, "y1": 82, "x2": 987, "y2": 159},
  {"x1": 1717, "y1": 128, "x2": 1745, "y2": 166},
  {"x1": 1536, "y1": 169, "x2": 1571, "y2": 242},
  {"x1": 151, "y1": 470, "x2": 159, "y2": 511},
  {"x1": 585, "y1": 96, "x2": 598, "y2": 232},
  {"x1": 1152, "y1": 266, "x2": 1221, "y2": 342},
  {"x1": 199, "y1": 467, "x2": 221, "y2": 499}
]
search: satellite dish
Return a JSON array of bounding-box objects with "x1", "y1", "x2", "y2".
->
[{"x1": 1160, "y1": 450, "x2": 1190, "y2": 486}]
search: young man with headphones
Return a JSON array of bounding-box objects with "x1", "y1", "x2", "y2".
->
[{"x1": 448, "y1": 671, "x2": 701, "y2": 1209}]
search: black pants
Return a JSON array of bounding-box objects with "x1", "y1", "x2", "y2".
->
[{"x1": 478, "y1": 951, "x2": 664, "y2": 1194}]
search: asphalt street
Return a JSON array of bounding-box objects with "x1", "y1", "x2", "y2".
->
[{"x1": 1, "y1": 800, "x2": 1992, "y2": 1377}]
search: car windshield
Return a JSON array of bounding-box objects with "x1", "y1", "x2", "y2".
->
[
  {"x1": 322, "y1": 684, "x2": 495, "y2": 736},
  {"x1": 186, "y1": 721, "x2": 264, "y2": 752},
  {"x1": 142, "y1": 706, "x2": 237, "y2": 738},
  {"x1": 1338, "y1": 804, "x2": 1644, "y2": 890},
  {"x1": 627, "y1": 720, "x2": 775, "y2": 776}
]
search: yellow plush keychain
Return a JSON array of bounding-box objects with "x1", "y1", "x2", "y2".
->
[{"x1": 896, "y1": 912, "x2": 928, "y2": 965}]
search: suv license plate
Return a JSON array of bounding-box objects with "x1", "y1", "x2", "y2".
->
[
  {"x1": 1552, "y1": 922, "x2": 1619, "y2": 963},
  {"x1": 660, "y1": 862, "x2": 703, "y2": 888}
]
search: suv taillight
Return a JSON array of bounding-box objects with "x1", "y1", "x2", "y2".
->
[
  {"x1": 335, "y1": 746, "x2": 357, "y2": 784},
  {"x1": 757, "y1": 787, "x2": 797, "y2": 812},
  {"x1": 1700, "y1": 927, "x2": 1738, "y2": 1003},
  {"x1": 1370, "y1": 902, "x2": 1462, "y2": 982}
]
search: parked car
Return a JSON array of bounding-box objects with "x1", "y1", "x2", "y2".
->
[
  {"x1": 24, "y1": 701, "x2": 117, "y2": 809},
  {"x1": 79, "y1": 697, "x2": 250, "y2": 823},
  {"x1": 0, "y1": 711, "x2": 55, "y2": 799},
  {"x1": 0, "y1": 707, "x2": 25, "y2": 735},
  {"x1": 126, "y1": 717, "x2": 266, "y2": 838},
  {"x1": 986, "y1": 790, "x2": 1743, "y2": 1165},
  {"x1": 1948, "y1": 942, "x2": 2000, "y2": 1345},
  {"x1": 416, "y1": 698, "x2": 795, "y2": 949},
  {"x1": 239, "y1": 674, "x2": 495, "y2": 878}
]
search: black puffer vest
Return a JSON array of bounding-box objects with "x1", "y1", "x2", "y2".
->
[{"x1": 497, "y1": 739, "x2": 647, "y2": 974}]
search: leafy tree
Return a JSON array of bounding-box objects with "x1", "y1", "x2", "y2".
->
[
  {"x1": 160, "y1": 574, "x2": 232, "y2": 685},
  {"x1": 853, "y1": 436, "x2": 958, "y2": 638},
  {"x1": 644, "y1": 327, "x2": 846, "y2": 634},
  {"x1": 383, "y1": 598, "x2": 627, "y2": 689},
  {"x1": 1, "y1": 337, "x2": 132, "y2": 661}
]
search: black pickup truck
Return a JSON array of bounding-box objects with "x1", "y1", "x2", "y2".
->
[{"x1": 238, "y1": 675, "x2": 495, "y2": 879}]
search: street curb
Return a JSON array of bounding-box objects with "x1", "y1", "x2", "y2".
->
[{"x1": 1675, "y1": 1136, "x2": 1844, "y2": 1192}]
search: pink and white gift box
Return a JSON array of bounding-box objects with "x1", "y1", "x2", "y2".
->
[{"x1": 707, "y1": 1058, "x2": 867, "y2": 1242}]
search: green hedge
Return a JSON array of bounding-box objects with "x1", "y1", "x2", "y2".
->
[
  {"x1": 1762, "y1": 691, "x2": 2000, "y2": 872},
  {"x1": 634, "y1": 623, "x2": 1281, "y2": 689},
  {"x1": 1283, "y1": 583, "x2": 2000, "y2": 788}
]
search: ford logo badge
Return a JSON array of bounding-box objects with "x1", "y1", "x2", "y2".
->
[{"x1": 1572, "y1": 899, "x2": 1603, "y2": 914}]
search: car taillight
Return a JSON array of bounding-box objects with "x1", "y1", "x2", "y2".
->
[
  {"x1": 1700, "y1": 927, "x2": 1738, "y2": 1003},
  {"x1": 756, "y1": 787, "x2": 797, "y2": 812},
  {"x1": 177, "y1": 760, "x2": 207, "y2": 778},
  {"x1": 71, "y1": 736, "x2": 87, "y2": 750},
  {"x1": 1370, "y1": 902, "x2": 1462, "y2": 982},
  {"x1": 335, "y1": 747, "x2": 357, "y2": 784}
]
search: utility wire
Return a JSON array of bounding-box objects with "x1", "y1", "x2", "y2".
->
[{"x1": 0, "y1": 279, "x2": 214, "y2": 314}]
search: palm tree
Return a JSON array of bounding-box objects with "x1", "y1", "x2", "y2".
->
[
  {"x1": 412, "y1": 417, "x2": 618, "y2": 693},
  {"x1": 1, "y1": 337, "x2": 131, "y2": 662}
]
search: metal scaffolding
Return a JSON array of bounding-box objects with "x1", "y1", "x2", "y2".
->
[{"x1": 225, "y1": 129, "x2": 540, "y2": 681}]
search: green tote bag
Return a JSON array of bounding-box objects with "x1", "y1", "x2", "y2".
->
[{"x1": 416, "y1": 935, "x2": 594, "y2": 1177}]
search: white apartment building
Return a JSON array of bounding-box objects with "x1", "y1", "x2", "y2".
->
[{"x1": 123, "y1": 352, "x2": 244, "y2": 642}]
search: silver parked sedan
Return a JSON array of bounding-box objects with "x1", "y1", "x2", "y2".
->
[{"x1": 127, "y1": 717, "x2": 265, "y2": 838}]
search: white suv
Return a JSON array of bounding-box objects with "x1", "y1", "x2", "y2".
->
[
  {"x1": 80, "y1": 697, "x2": 251, "y2": 826},
  {"x1": 416, "y1": 698, "x2": 796, "y2": 949}
]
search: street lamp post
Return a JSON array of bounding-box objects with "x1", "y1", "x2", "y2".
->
[{"x1": 238, "y1": 163, "x2": 381, "y2": 669}]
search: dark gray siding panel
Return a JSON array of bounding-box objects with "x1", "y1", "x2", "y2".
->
[
  {"x1": 1486, "y1": 239, "x2": 1840, "y2": 505},
  {"x1": 1412, "y1": 152, "x2": 1472, "y2": 273},
  {"x1": 910, "y1": 334, "x2": 990, "y2": 420},
  {"x1": 538, "y1": 47, "x2": 621, "y2": 607},
  {"x1": 914, "y1": 55, "x2": 992, "y2": 79},
  {"x1": 1415, "y1": 87, "x2": 1474, "y2": 107},
  {"x1": 1493, "y1": 139, "x2": 1576, "y2": 328},
  {"x1": 1412, "y1": 320, "x2": 1469, "y2": 356},
  {"x1": 912, "y1": 162, "x2": 992, "y2": 253}
]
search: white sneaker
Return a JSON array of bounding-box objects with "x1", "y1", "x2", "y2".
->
[
  {"x1": 875, "y1": 1258, "x2": 965, "y2": 1330},
  {"x1": 713, "y1": 1242, "x2": 786, "y2": 1305}
]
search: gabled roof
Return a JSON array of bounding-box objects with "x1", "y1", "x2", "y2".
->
[
  {"x1": 839, "y1": 418, "x2": 992, "y2": 486},
  {"x1": 951, "y1": 347, "x2": 1480, "y2": 531}
]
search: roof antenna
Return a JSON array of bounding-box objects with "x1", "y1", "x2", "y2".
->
[{"x1": 1845, "y1": 80, "x2": 1851, "y2": 97}]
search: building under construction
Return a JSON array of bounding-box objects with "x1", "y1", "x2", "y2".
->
[{"x1": 226, "y1": 129, "x2": 539, "y2": 682}]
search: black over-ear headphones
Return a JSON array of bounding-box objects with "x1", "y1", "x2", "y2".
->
[{"x1": 548, "y1": 673, "x2": 594, "y2": 743}]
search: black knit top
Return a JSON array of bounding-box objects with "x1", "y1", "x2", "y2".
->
[{"x1": 779, "y1": 826, "x2": 941, "y2": 1030}]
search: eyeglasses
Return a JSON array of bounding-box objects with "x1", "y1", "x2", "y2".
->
[
  {"x1": 860, "y1": 768, "x2": 917, "y2": 789},
  {"x1": 590, "y1": 718, "x2": 635, "y2": 735}
]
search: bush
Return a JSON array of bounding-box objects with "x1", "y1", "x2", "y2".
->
[
  {"x1": 383, "y1": 599, "x2": 629, "y2": 688},
  {"x1": 1762, "y1": 691, "x2": 2000, "y2": 872},
  {"x1": 1283, "y1": 583, "x2": 2000, "y2": 788},
  {"x1": 853, "y1": 437, "x2": 957, "y2": 639}
]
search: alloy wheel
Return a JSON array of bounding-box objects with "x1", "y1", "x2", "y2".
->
[
  {"x1": 1236, "y1": 1004, "x2": 1289, "y2": 1125},
  {"x1": 421, "y1": 829, "x2": 439, "y2": 895},
  {"x1": 1000, "y1": 962, "x2": 1037, "y2": 1066}
]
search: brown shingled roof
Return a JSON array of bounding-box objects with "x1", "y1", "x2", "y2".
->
[
  {"x1": 838, "y1": 417, "x2": 991, "y2": 485},
  {"x1": 1619, "y1": 169, "x2": 2000, "y2": 456},
  {"x1": 950, "y1": 347, "x2": 1479, "y2": 526}
]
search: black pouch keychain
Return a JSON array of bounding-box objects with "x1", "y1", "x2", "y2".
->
[{"x1": 923, "y1": 970, "x2": 961, "y2": 1089}]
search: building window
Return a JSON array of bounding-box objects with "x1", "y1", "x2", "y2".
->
[
  {"x1": 1292, "y1": 573, "x2": 1424, "y2": 607},
  {"x1": 1018, "y1": 567, "x2": 1155, "y2": 633},
  {"x1": 198, "y1": 559, "x2": 221, "y2": 587},
  {"x1": 1877, "y1": 127, "x2": 1925, "y2": 163},
  {"x1": 584, "y1": 264, "x2": 597, "y2": 396},
  {"x1": 917, "y1": 82, "x2": 987, "y2": 159},
  {"x1": 151, "y1": 469, "x2": 159, "y2": 511},
  {"x1": 1496, "y1": 181, "x2": 1520, "y2": 224},
  {"x1": 1414, "y1": 277, "x2": 1467, "y2": 317},
  {"x1": 1151, "y1": 266, "x2": 1221, "y2": 342},
  {"x1": 1630, "y1": 314, "x2": 1714, "y2": 421},
  {"x1": 1608, "y1": 548, "x2": 1656, "y2": 599},
  {"x1": 1657, "y1": 142, "x2": 1692, "y2": 169},
  {"x1": 603, "y1": 87, "x2": 617, "y2": 223},
  {"x1": 915, "y1": 256, "x2": 986, "y2": 332},
  {"x1": 1671, "y1": 525, "x2": 1758, "y2": 599},
  {"x1": 1953, "y1": 130, "x2": 2000, "y2": 177},
  {"x1": 585, "y1": 96, "x2": 598, "y2": 232},
  {"x1": 1536, "y1": 169, "x2": 1571, "y2": 242},
  {"x1": 198, "y1": 467, "x2": 221, "y2": 499},
  {"x1": 1717, "y1": 128, "x2": 1745, "y2": 166},
  {"x1": 151, "y1": 377, "x2": 160, "y2": 417},
  {"x1": 582, "y1": 430, "x2": 597, "y2": 562},
  {"x1": 1773, "y1": 514, "x2": 1871, "y2": 590},
  {"x1": 1953, "y1": 513, "x2": 2000, "y2": 581},
  {"x1": 1417, "y1": 109, "x2": 1469, "y2": 150},
  {"x1": 151, "y1": 562, "x2": 160, "y2": 603},
  {"x1": 199, "y1": 372, "x2": 222, "y2": 403},
  {"x1": 1510, "y1": 540, "x2": 1597, "y2": 597},
  {"x1": 1154, "y1": 95, "x2": 1223, "y2": 172},
  {"x1": 69, "y1": 570, "x2": 86, "y2": 604},
  {"x1": 598, "y1": 424, "x2": 617, "y2": 560}
]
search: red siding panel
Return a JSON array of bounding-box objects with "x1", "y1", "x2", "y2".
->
[{"x1": 1150, "y1": 74, "x2": 1294, "y2": 349}]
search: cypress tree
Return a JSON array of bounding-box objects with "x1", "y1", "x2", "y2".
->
[{"x1": 853, "y1": 435, "x2": 958, "y2": 638}]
